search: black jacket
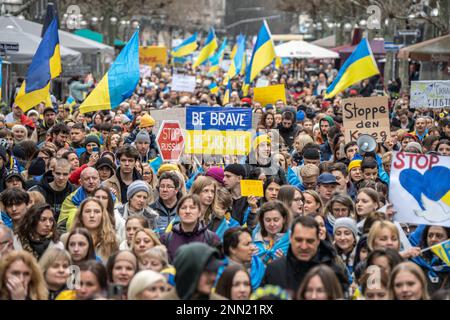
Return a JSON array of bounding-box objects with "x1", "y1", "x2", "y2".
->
[
  {"x1": 262, "y1": 240, "x2": 349, "y2": 298},
  {"x1": 29, "y1": 171, "x2": 76, "y2": 221},
  {"x1": 277, "y1": 123, "x2": 300, "y2": 151}
]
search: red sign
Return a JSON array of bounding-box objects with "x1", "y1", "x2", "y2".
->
[{"x1": 156, "y1": 120, "x2": 184, "y2": 162}]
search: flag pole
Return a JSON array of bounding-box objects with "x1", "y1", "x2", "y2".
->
[{"x1": 421, "y1": 239, "x2": 450, "y2": 253}]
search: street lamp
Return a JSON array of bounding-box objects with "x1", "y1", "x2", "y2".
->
[
  {"x1": 110, "y1": 16, "x2": 118, "y2": 25},
  {"x1": 344, "y1": 23, "x2": 352, "y2": 31}
]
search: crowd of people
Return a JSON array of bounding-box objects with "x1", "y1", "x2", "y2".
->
[{"x1": 0, "y1": 60, "x2": 449, "y2": 301}]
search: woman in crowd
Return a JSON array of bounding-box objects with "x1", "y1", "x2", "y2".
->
[
  {"x1": 0, "y1": 250, "x2": 48, "y2": 300},
  {"x1": 93, "y1": 186, "x2": 125, "y2": 242},
  {"x1": 76, "y1": 260, "x2": 108, "y2": 300},
  {"x1": 208, "y1": 187, "x2": 240, "y2": 240},
  {"x1": 297, "y1": 265, "x2": 344, "y2": 300},
  {"x1": 70, "y1": 198, "x2": 118, "y2": 262},
  {"x1": 324, "y1": 194, "x2": 356, "y2": 235},
  {"x1": 38, "y1": 248, "x2": 71, "y2": 300},
  {"x1": 277, "y1": 185, "x2": 304, "y2": 219},
  {"x1": 65, "y1": 227, "x2": 98, "y2": 265},
  {"x1": 14, "y1": 204, "x2": 63, "y2": 260},
  {"x1": 138, "y1": 245, "x2": 170, "y2": 272},
  {"x1": 333, "y1": 217, "x2": 358, "y2": 280},
  {"x1": 388, "y1": 262, "x2": 429, "y2": 300},
  {"x1": 253, "y1": 201, "x2": 290, "y2": 264},
  {"x1": 127, "y1": 270, "x2": 167, "y2": 300},
  {"x1": 131, "y1": 228, "x2": 161, "y2": 260},
  {"x1": 119, "y1": 216, "x2": 149, "y2": 250},
  {"x1": 106, "y1": 250, "x2": 138, "y2": 299},
  {"x1": 303, "y1": 190, "x2": 323, "y2": 215},
  {"x1": 190, "y1": 176, "x2": 217, "y2": 225},
  {"x1": 355, "y1": 188, "x2": 380, "y2": 234},
  {"x1": 215, "y1": 264, "x2": 252, "y2": 300}
]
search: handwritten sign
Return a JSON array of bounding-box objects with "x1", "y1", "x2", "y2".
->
[
  {"x1": 389, "y1": 152, "x2": 450, "y2": 227},
  {"x1": 410, "y1": 80, "x2": 450, "y2": 109},
  {"x1": 185, "y1": 107, "x2": 252, "y2": 155},
  {"x1": 139, "y1": 46, "x2": 168, "y2": 67},
  {"x1": 171, "y1": 74, "x2": 196, "y2": 93},
  {"x1": 240, "y1": 180, "x2": 264, "y2": 197},
  {"x1": 342, "y1": 96, "x2": 390, "y2": 143},
  {"x1": 253, "y1": 84, "x2": 287, "y2": 106}
]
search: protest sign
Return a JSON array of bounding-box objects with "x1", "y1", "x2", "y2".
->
[
  {"x1": 240, "y1": 180, "x2": 264, "y2": 197},
  {"x1": 389, "y1": 151, "x2": 450, "y2": 227},
  {"x1": 185, "y1": 107, "x2": 252, "y2": 155},
  {"x1": 342, "y1": 96, "x2": 390, "y2": 143},
  {"x1": 253, "y1": 84, "x2": 287, "y2": 106},
  {"x1": 410, "y1": 80, "x2": 450, "y2": 109},
  {"x1": 139, "y1": 46, "x2": 168, "y2": 67},
  {"x1": 171, "y1": 73, "x2": 196, "y2": 93}
]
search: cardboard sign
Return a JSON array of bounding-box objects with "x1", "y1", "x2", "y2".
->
[
  {"x1": 389, "y1": 152, "x2": 450, "y2": 227},
  {"x1": 410, "y1": 80, "x2": 450, "y2": 109},
  {"x1": 171, "y1": 73, "x2": 196, "y2": 93},
  {"x1": 253, "y1": 84, "x2": 286, "y2": 106},
  {"x1": 185, "y1": 107, "x2": 252, "y2": 155},
  {"x1": 342, "y1": 96, "x2": 390, "y2": 143},
  {"x1": 139, "y1": 46, "x2": 168, "y2": 67},
  {"x1": 240, "y1": 180, "x2": 264, "y2": 197}
]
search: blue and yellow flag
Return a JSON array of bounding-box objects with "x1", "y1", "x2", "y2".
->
[
  {"x1": 222, "y1": 80, "x2": 232, "y2": 105},
  {"x1": 171, "y1": 33, "x2": 198, "y2": 58},
  {"x1": 79, "y1": 30, "x2": 140, "y2": 114},
  {"x1": 324, "y1": 38, "x2": 379, "y2": 99},
  {"x1": 243, "y1": 21, "x2": 276, "y2": 96},
  {"x1": 209, "y1": 82, "x2": 219, "y2": 95},
  {"x1": 225, "y1": 35, "x2": 246, "y2": 82},
  {"x1": 193, "y1": 28, "x2": 217, "y2": 68},
  {"x1": 209, "y1": 37, "x2": 227, "y2": 74},
  {"x1": 431, "y1": 239, "x2": 450, "y2": 266},
  {"x1": 15, "y1": 17, "x2": 61, "y2": 112}
]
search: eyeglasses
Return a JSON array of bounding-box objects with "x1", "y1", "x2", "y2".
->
[{"x1": 159, "y1": 185, "x2": 175, "y2": 190}]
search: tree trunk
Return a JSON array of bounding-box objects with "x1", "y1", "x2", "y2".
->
[{"x1": 383, "y1": 18, "x2": 396, "y2": 87}]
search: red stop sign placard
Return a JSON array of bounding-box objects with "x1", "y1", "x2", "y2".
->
[{"x1": 156, "y1": 120, "x2": 185, "y2": 162}]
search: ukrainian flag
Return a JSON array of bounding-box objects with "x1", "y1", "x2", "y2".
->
[
  {"x1": 172, "y1": 33, "x2": 198, "y2": 58},
  {"x1": 324, "y1": 38, "x2": 379, "y2": 99},
  {"x1": 243, "y1": 20, "x2": 276, "y2": 96},
  {"x1": 15, "y1": 17, "x2": 61, "y2": 112},
  {"x1": 209, "y1": 82, "x2": 219, "y2": 95},
  {"x1": 193, "y1": 28, "x2": 218, "y2": 69},
  {"x1": 431, "y1": 239, "x2": 450, "y2": 266},
  {"x1": 222, "y1": 81, "x2": 232, "y2": 105},
  {"x1": 79, "y1": 30, "x2": 140, "y2": 114},
  {"x1": 226, "y1": 35, "x2": 246, "y2": 81},
  {"x1": 209, "y1": 37, "x2": 227, "y2": 74}
]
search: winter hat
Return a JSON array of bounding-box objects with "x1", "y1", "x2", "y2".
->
[
  {"x1": 296, "y1": 110, "x2": 305, "y2": 122},
  {"x1": 348, "y1": 160, "x2": 362, "y2": 172},
  {"x1": 12, "y1": 144, "x2": 26, "y2": 160},
  {"x1": 252, "y1": 134, "x2": 271, "y2": 150},
  {"x1": 205, "y1": 166, "x2": 224, "y2": 185},
  {"x1": 95, "y1": 157, "x2": 116, "y2": 172},
  {"x1": 224, "y1": 163, "x2": 246, "y2": 178},
  {"x1": 157, "y1": 163, "x2": 180, "y2": 176},
  {"x1": 127, "y1": 180, "x2": 150, "y2": 201},
  {"x1": 303, "y1": 147, "x2": 320, "y2": 160},
  {"x1": 84, "y1": 134, "x2": 101, "y2": 147},
  {"x1": 135, "y1": 130, "x2": 150, "y2": 144},
  {"x1": 139, "y1": 113, "x2": 156, "y2": 128},
  {"x1": 27, "y1": 110, "x2": 39, "y2": 118},
  {"x1": 333, "y1": 217, "x2": 358, "y2": 240},
  {"x1": 28, "y1": 157, "x2": 46, "y2": 176},
  {"x1": 405, "y1": 141, "x2": 423, "y2": 153}
]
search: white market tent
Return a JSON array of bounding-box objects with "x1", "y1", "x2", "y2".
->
[
  {"x1": 0, "y1": 16, "x2": 114, "y2": 56},
  {"x1": 275, "y1": 40, "x2": 339, "y2": 59},
  {"x1": 0, "y1": 19, "x2": 81, "y2": 64}
]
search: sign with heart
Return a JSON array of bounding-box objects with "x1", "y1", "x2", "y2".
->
[{"x1": 390, "y1": 152, "x2": 450, "y2": 227}]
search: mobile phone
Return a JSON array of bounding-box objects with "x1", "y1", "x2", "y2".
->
[
  {"x1": 93, "y1": 147, "x2": 99, "y2": 153},
  {"x1": 107, "y1": 283, "x2": 124, "y2": 300}
]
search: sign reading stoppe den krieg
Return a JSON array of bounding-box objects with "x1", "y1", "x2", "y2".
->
[
  {"x1": 389, "y1": 152, "x2": 450, "y2": 227},
  {"x1": 185, "y1": 107, "x2": 252, "y2": 155},
  {"x1": 342, "y1": 96, "x2": 390, "y2": 143},
  {"x1": 410, "y1": 80, "x2": 450, "y2": 109}
]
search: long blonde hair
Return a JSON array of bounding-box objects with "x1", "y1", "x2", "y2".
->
[
  {"x1": 71, "y1": 197, "x2": 118, "y2": 259},
  {"x1": 0, "y1": 251, "x2": 48, "y2": 300},
  {"x1": 388, "y1": 262, "x2": 429, "y2": 300},
  {"x1": 190, "y1": 176, "x2": 217, "y2": 224}
]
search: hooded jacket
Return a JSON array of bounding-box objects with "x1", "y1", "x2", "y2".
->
[
  {"x1": 160, "y1": 222, "x2": 221, "y2": 263},
  {"x1": 150, "y1": 197, "x2": 178, "y2": 231},
  {"x1": 160, "y1": 242, "x2": 226, "y2": 300},
  {"x1": 262, "y1": 240, "x2": 349, "y2": 297},
  {"x1": 276, "y1": 123, "x2": 300, "y2": 150},
  {"x1": 29, "y1": 171, "x2": 76, "y2": 221}
]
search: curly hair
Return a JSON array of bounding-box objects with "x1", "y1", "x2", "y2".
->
[{"x1": 16, "y1": 203, "x2": 59, "y2": 243}]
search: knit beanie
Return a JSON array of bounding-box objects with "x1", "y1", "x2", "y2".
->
[
  {"x1": 224, "y1": 164, "x2": 246, "y2": 178},
  {"x1": 405, "y1": 141, "x2": 423, "y2": 153},
  {"x1": 157, "y1": 163, "x2": 180, "y2": 177},
  {"x1": 253, "y1": 134, "x2": 271, "y2": 150},
  {"x1": 85, "y1": 134, "x2": 101, "y2": 147},
  {"x1": 333, "y1": 217, "x2": 358, "y2": 240},
  {"x1": 28, "y1": 157, "x2": 46, "y2": 176},
  {"x1": 95, "y1": 157, "x2": 116, "y2": 172},
  {"x1": 347, "y1": 160, "x2": 362, "y2": 172},
  {"x1": 303, "y1": 147, "x2": 320, "y2": 160},
  {"x1": 135, "y1": 130, "x2": 151, "y2": 144},
  {"x1": 12, "y1": 144, "x2": 26, "y2": 160},
  {"x1": 140, "y1": 113, "x2": 156, "y2": 128},
  {"x1": 127, "y1": 180, "x2": 150, "y2": 201},
  {"x1": 205, "y1": 166, "x2": 224, "y2": 185}
]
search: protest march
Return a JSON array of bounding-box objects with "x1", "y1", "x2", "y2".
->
[{"x1": 1, "y1": 1, "x2": 450, "y2": 303}]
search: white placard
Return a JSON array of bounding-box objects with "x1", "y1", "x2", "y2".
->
[
  {"x1": 410, "y1": 80, "x2": 450, "y2": 109},
  {"x1": 171, "y1": 73, "x2": 196, "y2": 93}
]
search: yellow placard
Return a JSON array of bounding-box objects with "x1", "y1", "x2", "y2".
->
[
  {"x1": 185, "y1": 130, "x2": 251, "y2": 156},
  {"x1": 139, "y1": 46, "x2": 168, "y2": 67},
  {"x1": 253, "y1": 84, "x2": 286, "y2": 106},
  {"x1": 240, "y1": 180, "x2": 264, "y2": 197}
]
